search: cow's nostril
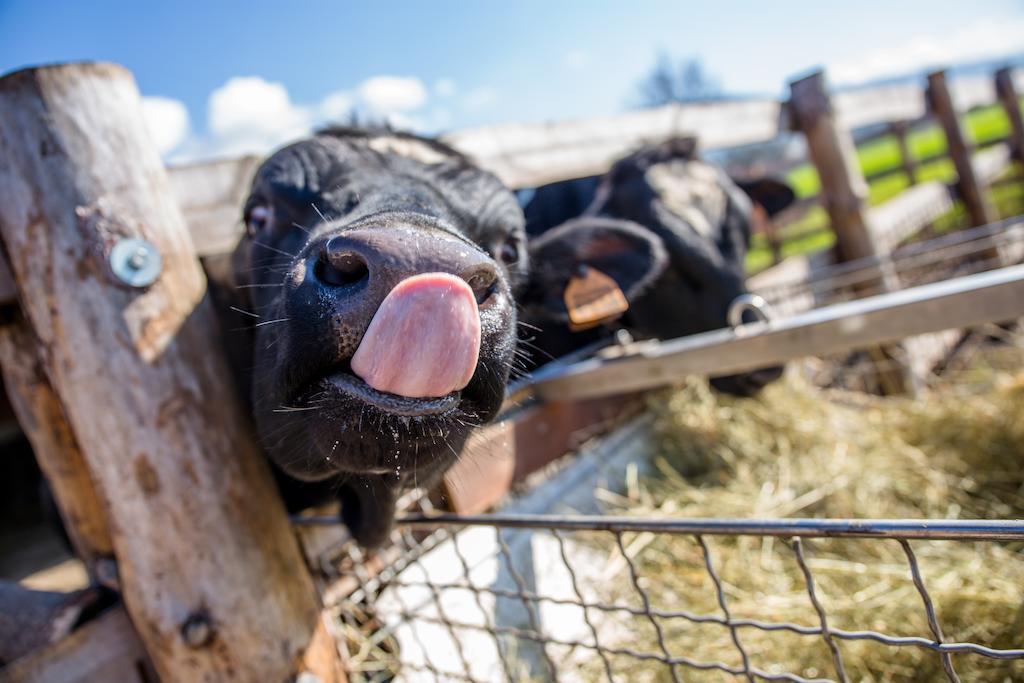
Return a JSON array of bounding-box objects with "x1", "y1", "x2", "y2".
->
[
  {"x1": 318, "y1": 248, "x2": 370, "y2": 288},
  {"x1": 465, "y1": 268, "x2": 498, "y2": 306}
]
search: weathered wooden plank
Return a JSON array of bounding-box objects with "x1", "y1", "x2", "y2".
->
[
  {"x1": 928, "y1": 70, "x2": 996, "y2": 228},
  {"x1": 789, "y1": 71, "x2": 886, "y2": 266},
  {"x1": 0, "y1": 318, "x2": 114, "y2": 570},
  {"x1": 869, "y1": 181, "x2": 952, "y2": 253},
  {"x1": 0, "y1": 63, "x2": 343, "y2": 682},
  {"x1": 996, "y1": 67, "x2": 1024, "y2": 170},
  {"x1": 789, "y1": 70, "x2": 911, "y2": 393},
  {"x1": 166, "y1": 154, "x2": 261, "y2": 256},
  {"x1": 889, "y1": 120, "x2": 918, "y2": 185},
  {"x1": 0, "y1": 581, "x2": 102, "y2": 668},
  {"x1": 446, "y1": 98, "x2": 782, "y2": 189},
  {"x1": 0, "y1": 607, "x2": 155, "y2": 683}
]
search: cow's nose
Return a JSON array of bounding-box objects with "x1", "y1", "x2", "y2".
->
[
  {"x1": 307, "y1": 225, "x2": 503, "y2": 346},
  {"x1": 313, "y1": 228, "x2": 499, "y2": 302},
  {"x1": 318, "y1": 240, "x2": 370, "y2": 288}
]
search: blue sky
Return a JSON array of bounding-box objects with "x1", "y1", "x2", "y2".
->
[{"x1": 2, "y1": 0, "x2": 1022, "y2": 162}]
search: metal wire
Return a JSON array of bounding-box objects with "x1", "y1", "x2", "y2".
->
[
  {"x1": 322, "y1": 513, "x2": 1024, "y2": 682},
  {"x1": 899, "y1": 540, "x2": 961, "y2": 683},
  {"x1": 754, "y1": 217, "x2": 1024, "y2": 312},
  {"x1": 697, "y1": 534, "x2": 755, "y2": 681},
  {"x1": 790, "y1": 538, "x2": 848, "y2": 683},
  {"x1": 554, "y1": 529, "x2": 616, "y2": 681},
  {"x1": 613, "y1": 530, "x2": 680, "y2": 683}
]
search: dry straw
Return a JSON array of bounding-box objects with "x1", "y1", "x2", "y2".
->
[{"x1": 592, "y1": 341, "x2": 1024, "y2": 682}]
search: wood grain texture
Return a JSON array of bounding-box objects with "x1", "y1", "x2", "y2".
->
[
  {"x1": 787, "y1": 71, "x2": 912, "y2": 393},
  {"x1": 995, "y1": 67, "x2": 1024, "y2": 173},
  {"x1": 0, "y1": 317, "x2": 113, "y2": 568},
  {"x1": 0, "y1": 607, "x2": 155, "y2": 683},
  {"x1": 0, "y1": 63, "x2": 342, "y2": 683},
  {"x1": 789, "y1": 71, "x2": 884, "y2": 266},
  {"x1": 928, "y1": 70, "x2": 996, "y2": 228}
]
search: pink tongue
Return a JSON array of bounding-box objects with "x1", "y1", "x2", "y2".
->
[{"x1": 351, "y1": 273, "x2": 482, "y2": 398}]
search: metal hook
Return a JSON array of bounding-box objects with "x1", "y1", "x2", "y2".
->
[{"x1": 727, "y1": 293, "x2": 774, "y2": 329}]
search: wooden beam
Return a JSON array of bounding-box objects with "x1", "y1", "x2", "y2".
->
[
  {"x1": 788, "y1": 71, "x2": 885, "y2": 266},
  {"x1": 166, "y1": 154, "x2": 261, "y2": 256},
  {"x1": 445, "y1": 98, "x2": 782, "y2": 189},
  {"x1": 788, "y1": 69, "x2": 911, "y2": 393},
  {"x1": 0, "y1": 63, "x2": 343, "y2": 683},
  {"x1": 927, "y1": 69, "x2": 996, "y2": 228},
  {"x1": 0, "y1": 317, "x2": 114, "y2": 572},
  {"x1": 0, "y1": 607, "x2": 155, "y2": 683},
  {"x1": 890, "y1": 120, "x2": 918, "y2": 185},
  {"x1": 869, "y1": 181, "x2": 952, "y2": 253},
  {"x1": 995, "y1": 67, "x2": 1024, "y2": 172},
  {"x1": 524, "y1": 264, "x2": 1024, "y2": 403}
]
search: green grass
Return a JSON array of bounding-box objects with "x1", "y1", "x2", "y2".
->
[{"x1": 746, "y1": 99, "x2": 1024, "y2": 274}]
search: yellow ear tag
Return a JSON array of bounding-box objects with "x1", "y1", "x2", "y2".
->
[{"x1": 563, "y1": 266, "x2": 629, "y2": 332}]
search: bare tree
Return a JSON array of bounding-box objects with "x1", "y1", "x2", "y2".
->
[{"x1": 637, "y1": 52, "x2": 722, "y2": 106}]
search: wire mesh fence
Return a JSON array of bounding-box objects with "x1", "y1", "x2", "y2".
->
[
  {"x1": 753, "y1": 217, "x2": 1024, "y2": 319},
  {"x1": 301, "y1": 513, "x2": 1024, "y2": 683},
  {"x1": 748, "y1": 217, "x2": 1024, "y2": 393}
]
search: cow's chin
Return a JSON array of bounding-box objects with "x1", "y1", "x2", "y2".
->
[{"x1": 256, "y1": 372, "x2": 477, "y2": 485}]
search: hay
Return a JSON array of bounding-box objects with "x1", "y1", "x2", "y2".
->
[{"x1": 590, "y1": 342, "x2": 1024, "y2": 682}]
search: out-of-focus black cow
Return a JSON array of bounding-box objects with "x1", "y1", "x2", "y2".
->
[
  {"x1": 217, "y1": 128, "x2": 526, "y2": 547},
  {"x1": 519, "y1": 137, "x2": 795, "y2": 396}
]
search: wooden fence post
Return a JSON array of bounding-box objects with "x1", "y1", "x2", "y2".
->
[
  {"x1": 0, "y1": 314, "x2": 114, "y2": 575},
  {"x1": 788, "y1": 70, "x2": 913, "y2": 394},
  {"x1": 995, "y1": 67, "x2": 1024, "y2": 172},
  {"x1": 890, "y1": 120, "x2": 918, "y2": 186},
  {"x1": 927, "y1": 70, "x2": 996, "y2": 227},
  {"x1": 789, "y1": 71, "x2": 886, "y2": 265},
  {"x1": 0, "y1": 63, "x2": 343, "y2": 682}
]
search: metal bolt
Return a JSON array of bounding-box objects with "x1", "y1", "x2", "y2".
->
[
  {"x1": 181, "y1": 613, "x2": 214, "y2": 648},
  {"x1": 92, "y1": 557, "x2": 120, "y2": 591},
  {"x1": 110, "y1": 237, "x2": 161, "y2": 287},
  {"x1": 127, "y1": 245, "x2": 149, "y2": 270}
]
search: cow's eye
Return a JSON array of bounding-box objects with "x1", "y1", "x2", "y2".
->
[
  {"x1": 498, "y1": 238, "x2": 520, "y2": 265},
  {"x1": 245, "y1": 205, "x2": 271, "y2": 236}
]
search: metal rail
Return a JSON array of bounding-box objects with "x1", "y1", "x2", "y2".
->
[
  {"x1": 506, "y1": 263, "x2": 1024, "y2": 404},
  {"x1": 292, "y1": 512, "x2": 1024, "y2": 542}
]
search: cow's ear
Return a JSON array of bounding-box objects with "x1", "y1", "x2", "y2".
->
[
  {"x1": 525, "y1": 217, "x2": 667, "y2": 323},
  {"x1": 733, "y1": 178, "x2": 796, "y2": 217}
]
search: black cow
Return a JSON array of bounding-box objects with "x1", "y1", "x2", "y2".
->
[
  {"x1": 520, "y1": 137, "x2": 794, "y2": 396},
  {"x1": 219, "y1": 128, "x2": 526, "y2": 547}
]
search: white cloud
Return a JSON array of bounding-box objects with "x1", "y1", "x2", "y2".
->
[
  {"x1": 207, "y1": 76, "x2": 313, "y2": 157},
  {"x1": 563, "y1": 49, "x2": 591, "y2": 71},
  {"x1": 460, "y1": 86, "x2": 498, "y2": 112},
  {"x1": 318, "y1": 91, "x2": 355, "y2": 123},
  {"x1": 435, "y1": 78, "x2": 457, "y2": 98},
  {"x1": 140, "y1": 96, "x2": 189, "y2": 155},
  {"x1": 358, "y1": 76, "x2": 428, "y2": 114},
  {"x1": 167, "y1": 73, "x2": 488, "y2": 162},
  {"x1": 830, "y1": 18, "x2": 1024, "y2": 85}
]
